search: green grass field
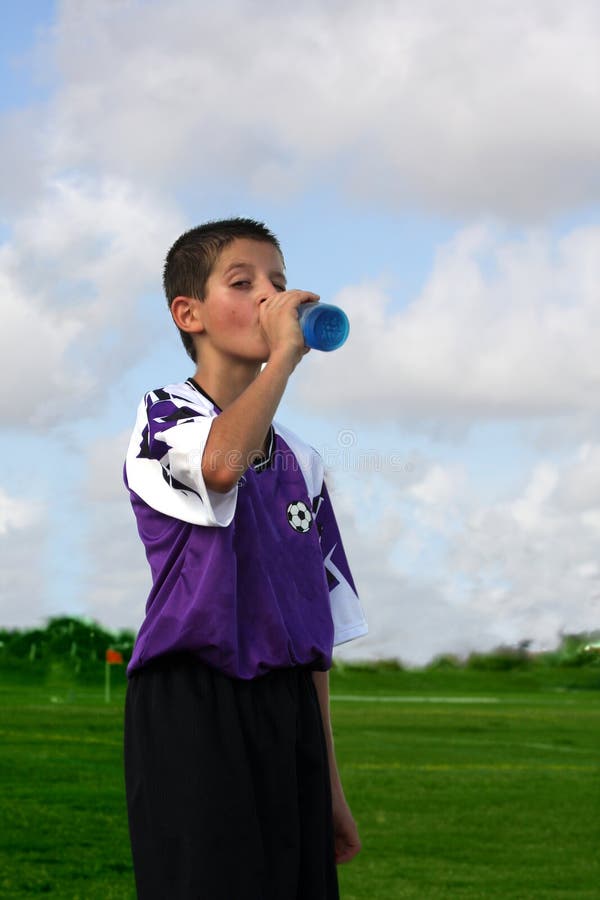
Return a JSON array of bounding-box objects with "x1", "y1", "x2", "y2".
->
[{"x1": 1, "y1": 666, "x2": 598, "y2": 899}]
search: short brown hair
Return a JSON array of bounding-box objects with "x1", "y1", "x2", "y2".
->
[{"x1": 163, "y1": 218, "x2": 283, "y2": 362}]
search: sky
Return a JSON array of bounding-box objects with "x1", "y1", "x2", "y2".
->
[{"x1": 1, "y1": 0, "x2": 599, "y2": 665}]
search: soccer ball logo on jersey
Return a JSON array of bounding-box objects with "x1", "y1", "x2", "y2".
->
[{"x1": 286, "y1": 500, "x2": 313, "y2": 534}]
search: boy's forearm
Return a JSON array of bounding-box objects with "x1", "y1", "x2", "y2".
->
[
  {"x1": 311, "y1": 670, "x2": 346, "y2": 802},
  {"x1": 202, "y1": 349, "x2": 297, "y2": 492},
  {"x1": 312, "y1": 669, "x2": 363, "y2": 864}
]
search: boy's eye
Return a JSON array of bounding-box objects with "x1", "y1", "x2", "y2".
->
[{"x1": 231, "y1": 280, "x2": 286, "y2": 292}]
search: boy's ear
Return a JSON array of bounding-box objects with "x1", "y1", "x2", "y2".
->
[{"x1": 170, "y1": 296, "x2": 205, "y2": 335}]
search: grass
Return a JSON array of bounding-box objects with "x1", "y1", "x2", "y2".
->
[
  {"x1": 0, "y1": 666, "x2": 598, "y2": 899},
  {"x1": 1, "y1": 682, "x2": 131, "y2": 899}
]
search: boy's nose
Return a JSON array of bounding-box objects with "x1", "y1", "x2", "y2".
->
[{"x1": 256, "y1": 277, "x2": 279, "y2": 303}]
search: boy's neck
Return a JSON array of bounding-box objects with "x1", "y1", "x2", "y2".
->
[{"x1": 191, "y1": 358, "x2": 263, "y2": 411}]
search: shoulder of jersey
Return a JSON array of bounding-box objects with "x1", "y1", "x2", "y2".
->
[
  {"x1": 144, "y1": 381, "x2": 216, "y2": 415},
  {"x1": 273, "y1": 420, "x2": 324, "y2": 500}
]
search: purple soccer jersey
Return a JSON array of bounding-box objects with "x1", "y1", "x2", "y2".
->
[{"x1": 124, "y1": 379, "x2": 367, "y2": 679}]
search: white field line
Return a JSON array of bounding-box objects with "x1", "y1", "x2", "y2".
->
[
  {"x1": 330, "y1": 695, "x2": 500, "y2": 704},
  {"x1": 348, "y1": 761, "x2": 598, "y2": 771}
]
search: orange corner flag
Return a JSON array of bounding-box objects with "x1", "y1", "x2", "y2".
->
[{"x1": 106, "y1": 649, "x2": 124, "y2": 665}]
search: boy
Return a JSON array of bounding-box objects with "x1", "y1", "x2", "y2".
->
[{"x1": 123, "y1": 218, "x2": 368, "y2": 899}]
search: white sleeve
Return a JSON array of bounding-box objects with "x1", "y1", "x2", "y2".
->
[{"x1": 125, "y1": 388, "x2": 238, "y2": 527}]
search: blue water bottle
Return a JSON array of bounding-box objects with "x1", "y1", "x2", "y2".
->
[{"x1": 297, "y1": 302, "x2": 350, "y2": 351}]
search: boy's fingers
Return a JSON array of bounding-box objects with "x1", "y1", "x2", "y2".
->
[{"x1": 263, "y1": 290, "x2": 319, "y2": 308}]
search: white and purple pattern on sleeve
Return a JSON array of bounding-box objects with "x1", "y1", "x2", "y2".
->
[
  {"x1": 314, "y1": 481, "x2": 368, "y2": 647},
  {"x1": 125, "y1": 382, "x2": 238, "y2": 527}
]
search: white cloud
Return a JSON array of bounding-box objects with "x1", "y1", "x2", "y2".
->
[
  {"x1": 553, "y1": 443, "x2": 600, "y2": 511},
  {"x1": 10, "y1": 174, "x2": 180, "y2": 322},
  {"x1": 0, "y1": 262, "x2": 92, "y2": 428},
  {"x1": 1, "y1": 2, "x2": 597, "y2": 428},
  {"x1": 0, "y1": 174, "x2": 182, "y2": 426},
  {"x1": 0, "y1": 107, "x2": 47, "y2": 214},
  {"x1": 464, "y1": 456, "x2": 600, "y2": 645},
  {"x1": 329, "y1": 471, "x2": 498, "y2": 666},
  {"x1": 10, "y1": 0, "x2": 593, "y2": 220},
  {"x1": 328, "y1": 437, "x2": 600, "y2": 664},
  {"x1": 0, "y1": 486, "x2": 47, "y2": 628},
  {"x1": 447, "y1": 460, "x2": 600, "y2": 647},
  {"x1": 80, "y1": 431, "x2": 149, "y2": 630},
  {"x1": 409, "y1": 463, "x2": 466, "y2": 507},
  {"x1": 0, "y1": 487, "x2": 42, "y2": 535},
  {"x1": 296, "y1": 223, "x2": 600, "y2": 428}
]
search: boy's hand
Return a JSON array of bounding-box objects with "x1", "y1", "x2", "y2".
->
[
  {"x1": 259, "y1": 290, "x2": 319, "y2": 363},
  {"x1": 332, "y1": 796, "x2": 362, "y2": 864}
]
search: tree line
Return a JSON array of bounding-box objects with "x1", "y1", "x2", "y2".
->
[
  {"x1": 0, "y1": 616, "x2": 134, "y2": 681},
  {"x1": 0, "y1": 616, "x2": 598, "y2": 676}
]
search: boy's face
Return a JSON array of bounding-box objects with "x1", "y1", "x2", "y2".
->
[{"x1": 197, "y1": 238, "x2": 286, "y2": 364}]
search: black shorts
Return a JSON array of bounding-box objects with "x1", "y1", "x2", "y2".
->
[{"x1": 124, "y1": 653, "x2": 339, "y2": 900}]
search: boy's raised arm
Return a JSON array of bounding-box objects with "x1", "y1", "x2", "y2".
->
[{"x1": 202, "y1": 290, "x2": 314, "y2": 493}]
